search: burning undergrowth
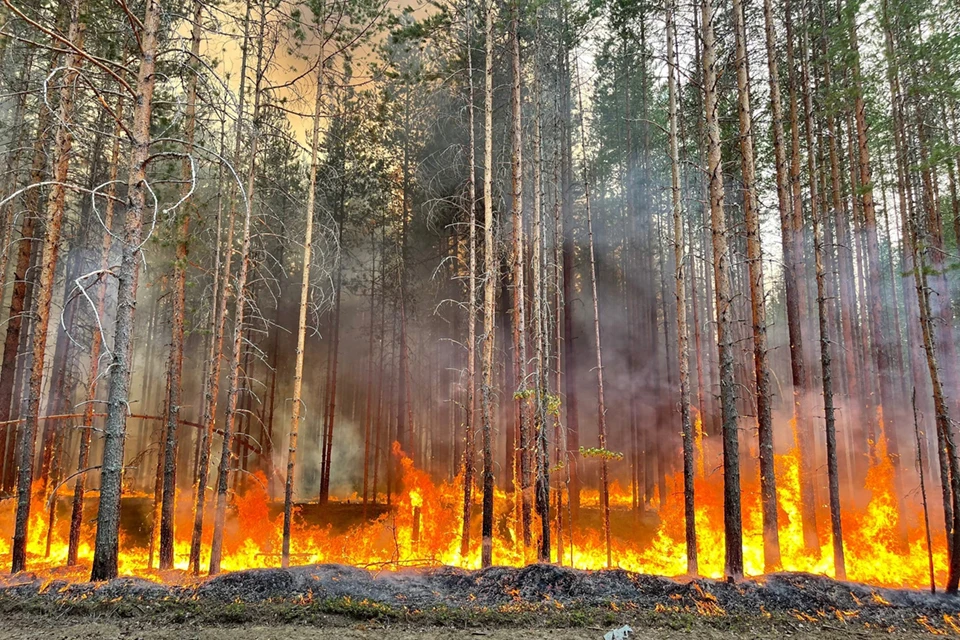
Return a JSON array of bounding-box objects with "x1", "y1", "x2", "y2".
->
[
  {"x1": 0, "y1": 437, "x2": 950, "y2": 593},
  {"x1": 0, "y1": 564, "x2": 959, "y2": 634}
]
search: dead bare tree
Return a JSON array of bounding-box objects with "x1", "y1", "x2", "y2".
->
[{"x1": 283, "y1": 36, "x2": 324, "y2": 570}]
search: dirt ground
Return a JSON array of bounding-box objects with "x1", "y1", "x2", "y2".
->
[{"x1": 0, "y1": 615, "x2": 940, "y2": 640}]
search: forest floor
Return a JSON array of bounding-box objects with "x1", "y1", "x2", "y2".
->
[{"x1": 0, "y1": 564, "x2": 958, "y2": 638}]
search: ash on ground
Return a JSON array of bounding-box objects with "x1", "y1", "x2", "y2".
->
[{"x1": 2, "y1": 564, "x2": 959, "y2": 633}]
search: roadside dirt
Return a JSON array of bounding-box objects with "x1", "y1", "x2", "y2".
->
[{"x1": 0, "y1": 615, "x2": 940, "y2": 640}]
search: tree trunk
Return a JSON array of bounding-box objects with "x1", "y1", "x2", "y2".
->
[
  {"x1": 560, "y1": 38, "x2": 580, "y2": 527},
  {"x1": 821, "y1": 6, "x2": 861, "y2": 418},
  {"x1": 803, "y1": 15, "x2": 845, "y2": 576},
  {"x1": 702, "y1": 0, "x2": 742, "y2": 579},
  {"x1": 507, "y1": 0, "x2": 532, "y2": 550},
  {"x1": 531, "y1": 21, "x2": 550, "y2": 563},
  {"x1": 732, "y1": 0, "x2": 779, "y2": 572},
  {"x1": 909, "y1": 174, "x2": 960, "y2": 593},
  {"x1": 363, "y1": 240, "x2": 376, "y2": 508},
  {"x1": 480, "y1": 0, "x2": 496, "y2": 568},
  {"x1": 783, "y1": 0, "x2": 819, "y2": 552},
  {"x1": 574, "y1": 58, "x2": 610, "y2": 569},
  {"x1": 209, "y1": 0, "x2": 267, "y2": 575},
  {"x1": 396, "y1": 88, "x2": 413, "y2": 463},
  {"x1": 158, "y1": 0, "x2": 202, "y2": 571},
  {"x1": 0, "y1": 72, "x2": 48, "y2": 494},
  {"x1": 188, "y1": 0, "x2": 253, "y2": 574},
  {"x1": 90, "y1": 0, "x2": 162, "y2": 582},
  {"x1": 12, "y1": 0, "x2": 83, "y2": 573},
  {"x1": 0, "y1": 48, "x2": 34, "y2": 343},
  {"x1": 282, "y1": 47, "x2": 323, "y2": 568},
  {"x1": 67, "y1": 93, "x2": 123, "y2": 567},
  {"x1": 319, "y1": 187, "x2": 345, "y2": 504},
  {"x1": 848, "y1": 0, "x2": 904, "y2": 506},
  {"x1": 667, "y1": 0, "x2": 697, "y2": 576},
  {"x1": 461, "y1": 4, "x2": 477, "y2": 559}
]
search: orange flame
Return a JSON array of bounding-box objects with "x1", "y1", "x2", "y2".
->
[{"x1": 0, "y1": 425, "x2": 947, "y2": 590}]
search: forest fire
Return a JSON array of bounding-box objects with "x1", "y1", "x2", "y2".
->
[
  {"x1": 3, "y1": 0, "x2": 960, "y2": 626},
  {"x1": 0, "y1": 434, "x2": 945, "y2": 590}
]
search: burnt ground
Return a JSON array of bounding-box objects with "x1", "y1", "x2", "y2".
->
[{"x1": 0, "y1": 565, "x2": 959, "y2": 638}]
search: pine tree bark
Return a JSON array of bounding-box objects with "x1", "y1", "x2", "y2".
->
[
  {"x1": 209, "y1": 0, "x2": 267, "y2": 575},
  {"x1": 480, "y1": 0, "x2": 496, "y2": 567},
  {"x1": 820, "y1": 5, "x2": 860, "y2": 417},
  {"x1": 90, "y1": 0, "x2": 162, "y2": 582},
  {"x1": 67, "y1": 93, "x2": 123, "y2": 567},
  {"x1": 188, "y1": 0, "x2": 253, "y2": 574},
  {"x1": 12, "y1": 0, "x2": 83, "y2": 573},
  {"x1": 559, "y1": 37, "x2": 581, "y2": 526},
  {"x1": 508, "y1": 0, "x2": 532, "y2": 549},
  {"x1": 702, "y1": 0, "x2": 742, "y2": 579},
  {"x1": 461, "y1": 4, "x2": 477, "y2": 559},
  {"x1": 158, "y1": 0, "x2": 202, "y2": 571},
  {"x1": 667, "y1": 0, "x2": 697, "y2": 576},
  {"x1": 732, "y1": 0, "x2": 779, "y2": 572},
  {"x1": 396, "y1": 88, "x2": 413, "y2": 463},
  {"x1": 531, "y1": 23, "x2": 550, "y2": 563},
  {"x1": 0, "y1": 61, "x2": 49, "y2": 494},
  {"x1": 909, "y1": 177, "x2": 960, "y2": 594},
  {"x1": 363, "y1": 240, "x2": 376, "y2": 508},
  {"x1": 283, "y1": 49, "x2": 323, "y2": 569},
  {"x1": 803, "y1": 18, "x2": 845, "y2": 576},
  {"x1": 783, "y1": 0, "x2": 819, "y2": 552},
  {"x1": 319, "y1": 168, "x2": 346, "y2": 504},
  {"x1": 848, "y1": 0, "x2": 904, "y2": 493},
  {"x1": 0, "y1": 48, "x2": 35, "y2": 343}
]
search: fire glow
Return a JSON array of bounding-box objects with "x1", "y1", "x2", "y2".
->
[{"x1": 0, "y1": 427, "x2": 945, "y2": 590}]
